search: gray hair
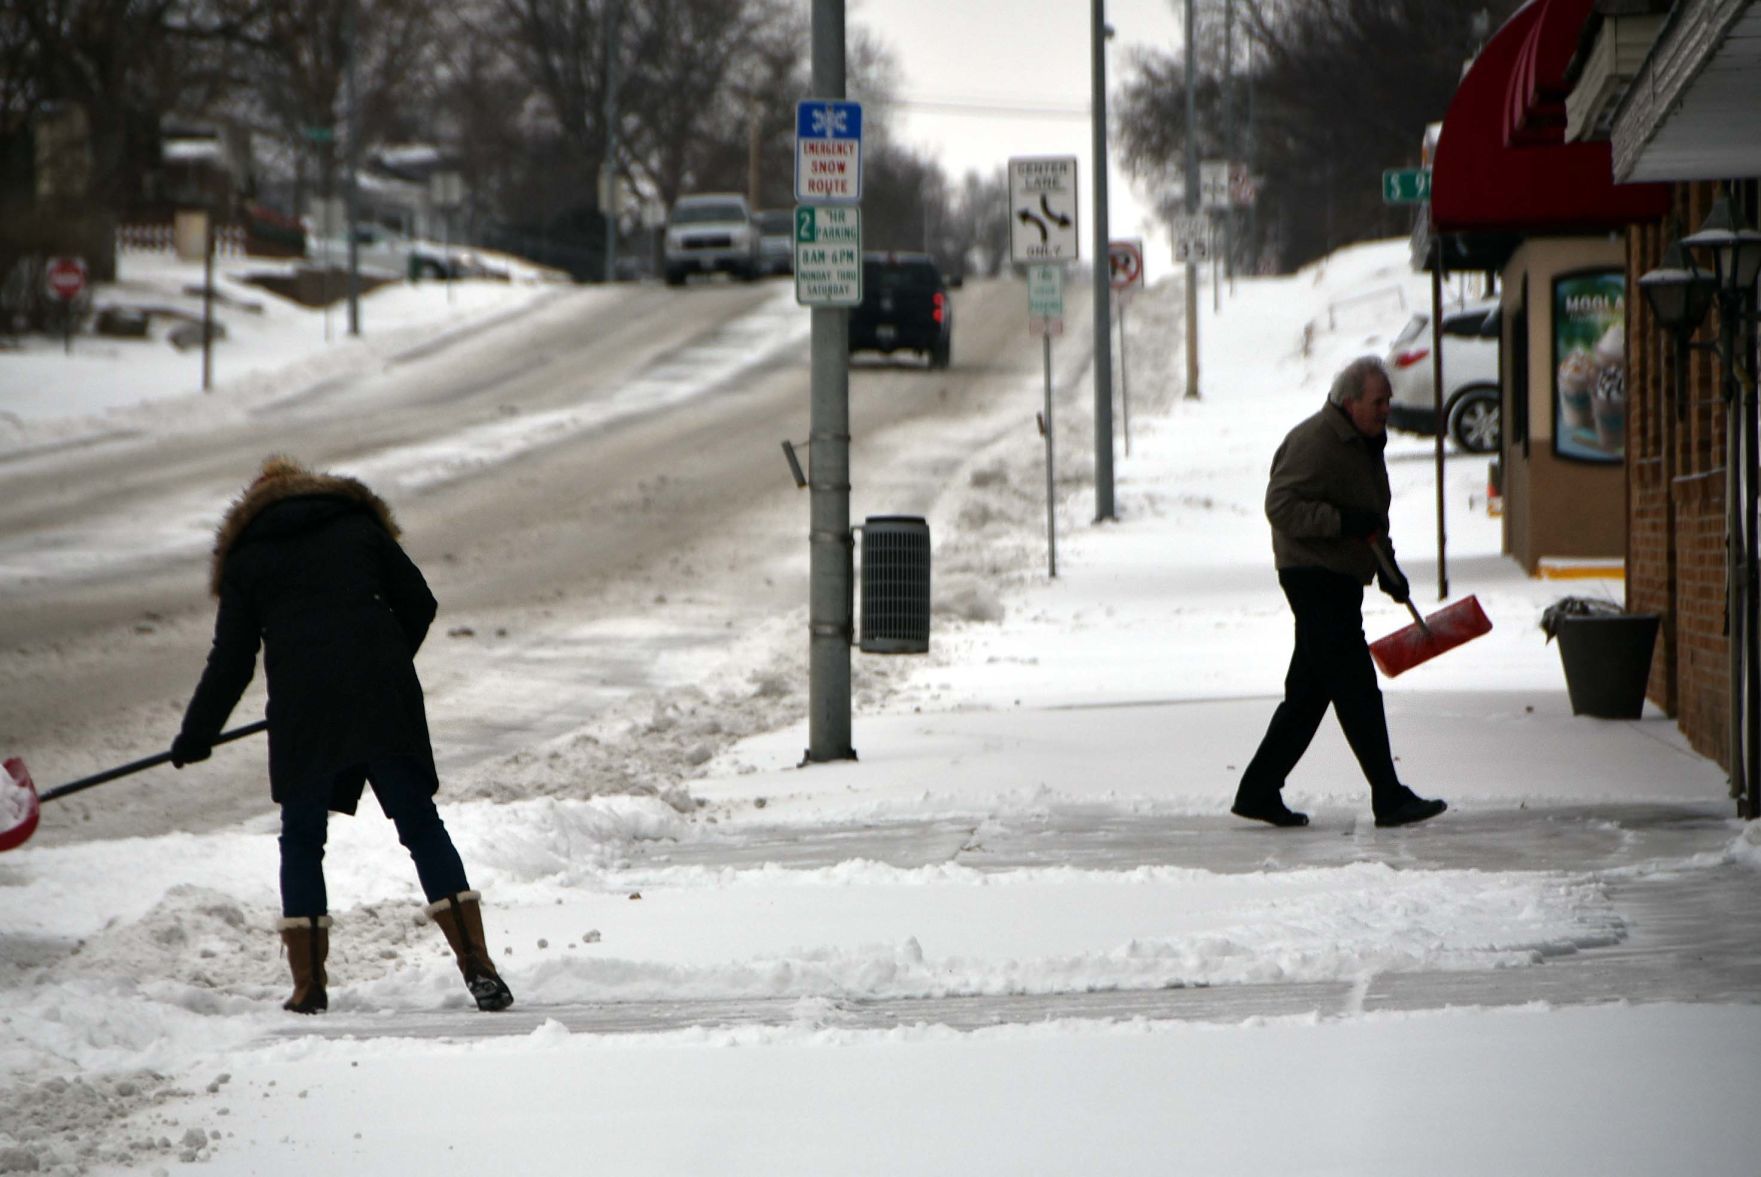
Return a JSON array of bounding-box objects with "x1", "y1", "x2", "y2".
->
[{"x1": 1327, "y1": 356, "x2": 1391, "y2": 407}]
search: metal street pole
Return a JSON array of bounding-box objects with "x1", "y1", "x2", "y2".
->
[
  {"x1": 201, "y1": 210, "x2": 214, "y2": 390},
  {"x1": 1222, "y1": 0, "x2": 1235, "y2": 287},
  {"x1": 1044, "y1": 330, "x2": 1058, "y2": 577},
  {"x1": 1090, "y1": 0, "x2": 1116, "y2": 520},
  {"x1": 806, "y1": 0, "x2": 854, "y2": 763},
  {"x1": 1118, "y1": 300, "x2": 1131, "y2": 456},
  {"x1": 345, "y1": 0, "x2": 361, "y2": 337},
  {"x1": 1183, "y1": 0, "x2": 1200, "y2": 399},
  {"x1": 1431, "y1": 259, "x2": 1448, "y2": 600},
  {"x1": 603, "y1": 0, "x2": 621, "y2": 283}
]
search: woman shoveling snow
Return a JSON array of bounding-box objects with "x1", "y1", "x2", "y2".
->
[{"x1": 172, "y1": 455, "x2": 514, "y2": 1014}]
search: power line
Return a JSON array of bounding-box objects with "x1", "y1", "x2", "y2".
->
[{"x1": 868, "y1": 93, "x2": 1092, "y2": 120}]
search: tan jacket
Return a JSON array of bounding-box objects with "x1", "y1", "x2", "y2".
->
[{"x1": 1264, "y1": 403, "x2": 1393, "y2": 584}]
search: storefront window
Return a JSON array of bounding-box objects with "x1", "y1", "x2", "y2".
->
[{"x1": 1552, "y1": 269, "x2": 1626, "y2": 463}]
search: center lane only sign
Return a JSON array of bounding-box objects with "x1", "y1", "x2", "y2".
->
[
  {"x1": 794, "y1": 205, "x2": 862, "y2": 307},
  {"x1": 1008, "y1": 156, "x2": 1079, "y2": 263}
]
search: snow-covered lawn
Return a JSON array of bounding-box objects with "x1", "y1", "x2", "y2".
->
[{"x1": 2, "y1": 242, "x2": 1757, "y2": 1176}]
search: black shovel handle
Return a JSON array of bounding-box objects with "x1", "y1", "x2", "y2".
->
[
  {"x1": 1366, "y1": 539, "x2": 1430, "y2": 634},
  {"x1": 39, "y1": 719, "x2": 269, "y2": 803}
]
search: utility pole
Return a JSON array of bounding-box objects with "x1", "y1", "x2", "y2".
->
[
  {"x1": 1182, "y1": 0, "x2": 1199, "y2": 399},
  {"x1": 602, "y1": 0, "x2": 621, "y2": 283},
  {"x1": 1222, "y1": 0, "x2": 1235, "y2": 286},
  {"x1": 805, "y1": 0, "x2": 854, "y2": 763},
  {"x1": 747, "y1": 96, "x2": 762, "y2": 211},
  {"x1": 1090, "y1": 0, "x2": 1116, "y2": 521},
  {"x1": 345, "y1": 0, "x2": 361, "y2": 337}
]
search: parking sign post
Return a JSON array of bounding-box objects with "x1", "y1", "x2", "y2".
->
[
  {"x1": 802, "y1": 1, "x2": 858, "y2": 765},
  {"x1": 45, "y1": 256, "x2": 86, "y2": 355},
  {"x1": 1027, "y1": 263, "x2": 1065, "y2": 578},
  {"x1": 1108, "y1": 239, "x2": 1143, "y2": 457}
]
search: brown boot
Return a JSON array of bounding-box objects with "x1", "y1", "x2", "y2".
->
[
  {"x1": 426, "y1": 891, "x2": 514, "y2": 1011},
  {"x1": 277, "y1": 915, "x2": 331, "y2": 1014}
]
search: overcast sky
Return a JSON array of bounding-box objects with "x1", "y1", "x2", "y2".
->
[{"x1": 857, "y1": 0, "x2": 1185, "y2": 279}]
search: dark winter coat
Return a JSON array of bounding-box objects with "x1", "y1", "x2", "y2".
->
[
  {"x1": 1264, "y1": 402, "x2": 1395, "y2": 585},
  {"x1": 177, "y1": 467, "x2": 439, "y2": 814}
]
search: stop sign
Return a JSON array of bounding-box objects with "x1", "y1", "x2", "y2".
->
[{"x1": 46, "y1": 256, "x2": 88, "y2": 301}]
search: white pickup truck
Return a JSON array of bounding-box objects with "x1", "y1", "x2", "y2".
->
[{"x1": 663, "y1": 194, "x2": 760, "y2": 285}]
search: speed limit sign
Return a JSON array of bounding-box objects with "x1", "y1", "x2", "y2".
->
[{"x1": 45, "y1": 256, "x2": 88, "y2": 302}]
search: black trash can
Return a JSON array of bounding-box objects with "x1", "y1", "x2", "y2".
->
[
  {"x1": 1555, "y1": 613, "x2": 1660, "y2": 718},
  {"x1": 859, "y1": 516, "x2": 930, "y2": 654}
]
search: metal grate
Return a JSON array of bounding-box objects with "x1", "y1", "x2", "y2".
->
[{"x1": 859, "y1": 516, "x2": 930, "y2": 654}]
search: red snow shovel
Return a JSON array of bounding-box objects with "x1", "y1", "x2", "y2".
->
[
  {"x1": 1366, "y1": 544, "x2": 1493, "y2": 678},
  {"x1": 0, "y1": 720, "x2": 268, "y2": 852}
]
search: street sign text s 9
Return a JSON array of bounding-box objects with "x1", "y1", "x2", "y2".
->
[{"x1": 1382, "y1": 168, "x2": 1432, "y2": 205}]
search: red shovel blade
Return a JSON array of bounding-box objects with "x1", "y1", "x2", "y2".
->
[
  {"x1": 1, "y1": 757, "x2": 42, "y2": 852},
  {"x1": 1370, "y1": 595, "x2": 1494, "y2": 678}
]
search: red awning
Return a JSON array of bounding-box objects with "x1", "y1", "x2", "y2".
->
[
  {"x1": 1432, "y1": 0, "x2": 1668, "y2": 235},
  {"x1": 1506, "y1": 0, "x2": 1594, "y2": 145}
]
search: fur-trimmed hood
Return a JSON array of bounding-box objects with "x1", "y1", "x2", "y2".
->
[{"x1": 210, "y1": 457, "x2": 400, "y2": 595}]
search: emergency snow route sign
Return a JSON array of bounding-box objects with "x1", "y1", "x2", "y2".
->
[
  {"x1": 794, "y1": 205, "x2": 862, "y2": 306},
  {"x1": 796, "y1": 100, "x2": 862, "y2": 203},
  {"x1": 1009, "y1": 156, "x2": 1079, "y2": 263}
]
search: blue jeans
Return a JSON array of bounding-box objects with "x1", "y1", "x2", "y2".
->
[{"x1": 279, "y1": 757, "x2": 470, "y2": 919}]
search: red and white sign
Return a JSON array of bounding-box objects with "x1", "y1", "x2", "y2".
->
[
  {"x1": 45, "y1": 256, "x2": 88, "y2": 302},
  {"x1": 1107, "y1": 239, "x2": 1144, "y2": 292},
  {"x1": 795, "y1": 101, "x2": 863, "y2": 203}
]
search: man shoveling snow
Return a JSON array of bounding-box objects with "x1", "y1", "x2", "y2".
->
[{"x1": 1232, "y1": 356, "x2": 1448, "y2": 830}]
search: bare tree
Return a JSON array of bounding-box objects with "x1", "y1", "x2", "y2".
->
[
  {"x1": 1116, "y1": 0, "x2": 1520, "y2": 271},
  {"x1": 2, "y1": 0, "x2": 246, "y2": 279},
  {"x1": 223, "y1": 0, "x2": 441, "y2": 219}
]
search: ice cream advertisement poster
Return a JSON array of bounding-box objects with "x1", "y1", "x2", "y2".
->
[{"x1": 1552, "y1": 270, "x2": 1626, "y2": 463}]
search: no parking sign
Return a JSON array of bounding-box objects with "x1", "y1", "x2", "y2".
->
[{"x1": 1107, "y1": 240, "x2": 1144, "y2": 294}]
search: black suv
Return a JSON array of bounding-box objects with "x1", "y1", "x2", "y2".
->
[{"x1": 849, "y1": 252, "x2": 953, "y2": 369}]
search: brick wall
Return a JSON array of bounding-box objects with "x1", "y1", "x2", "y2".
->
[{"x1": 1625, "y1": 184, "x2": 1736, "y2": 775}]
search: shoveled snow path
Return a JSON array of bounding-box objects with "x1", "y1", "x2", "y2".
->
[{"x1": 272, "y1": 802, "x2": 1761, "y2": 1041}]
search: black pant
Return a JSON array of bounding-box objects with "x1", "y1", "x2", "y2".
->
[
  {"x1": 1239, "y1": 567, "x2": 1403, "y2": 803},
  {"x1": 279, "y1": 757, "x2": 470, "y2": 919}
]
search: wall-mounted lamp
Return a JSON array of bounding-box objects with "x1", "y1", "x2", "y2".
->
[
  {"x1": 1681, "y1": 194, "x2": 1761, "y2": 299},
  {"x1": 1637, "y1": 241, "x2": 1715, "y2": 333},
  {"x1": 1638, "y1": 193, "x2": 1761, "y2": 400}
]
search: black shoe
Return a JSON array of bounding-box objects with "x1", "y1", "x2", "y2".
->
[
  {"x1": 1231, "y1": 795, "x2": 1310, "y2": 827},
  {"x1": 1374, "y1": 795, "x2": 1448, "y2": 828},
  {"x1": 467, "y1": 969, "x2": 514, "y2": 1012}
]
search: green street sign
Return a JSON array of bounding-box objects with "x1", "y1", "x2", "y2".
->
[
  {"x1": 1028, "y1": 263, "x2": 1064, "y2": 320},
  {"x1": 302, "y1": 125, "x2": 335, "y2": 144},
  {"x1": 794, "y1": 205, "x2": 861, "y2": 307},
  {"x1": 1382, "y1": 168, "x2": 1432, "y2": 205}
]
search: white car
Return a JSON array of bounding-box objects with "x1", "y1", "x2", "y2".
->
[
  {"x1": 1384, "y1": 300, "x2": 1502, "y2": 453},
  {"x1": 307, "y1": 224, "x2": 469, "y2": 280},
  {"x1": 663, "y1": 194, "x2": 760, "y2": 285},
  {"x1": 754, "y1": 210, "x2": 795, "y2": 276}
]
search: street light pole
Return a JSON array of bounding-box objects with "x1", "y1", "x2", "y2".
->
[
  {"x1": 345, "y1": 0, "x2": 361, "y2": 337},
  {"x1": 1183, "y1": 0, "x2": 1200, "y2": 399},
  {"x1": 603, "y1": 0, "x2": 621, "y2": 283},
  {"x1": 1090, "y1": 0, "x2": 1116, "y2": 521}
]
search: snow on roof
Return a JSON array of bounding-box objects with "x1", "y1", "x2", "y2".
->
[{"x1": 163, "y1": 139, "x2": 223, "y2": 164}]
